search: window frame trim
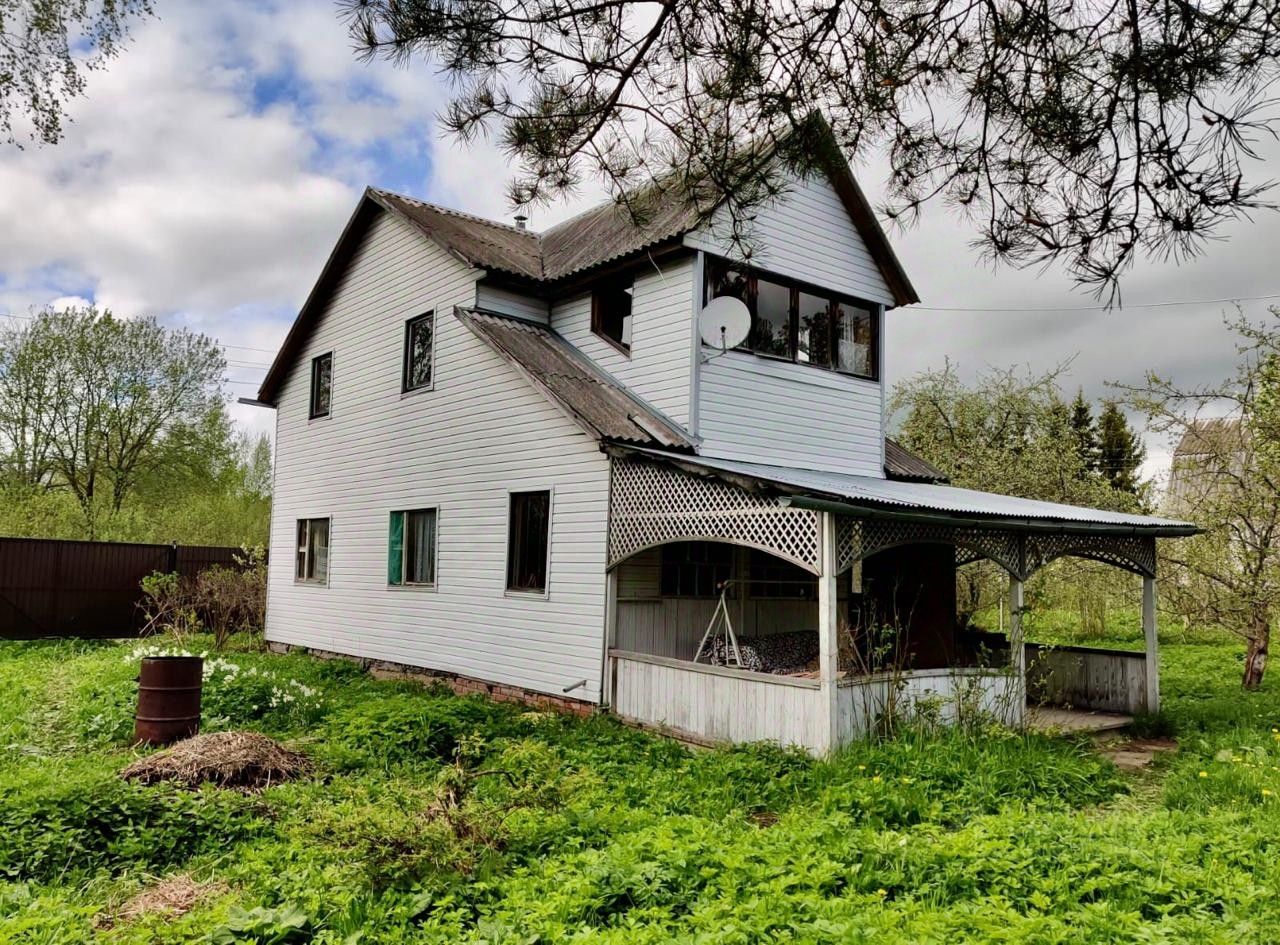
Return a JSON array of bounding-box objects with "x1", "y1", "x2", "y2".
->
[
  {"x1": 503, "y1": 486, "x2": 554, "y2": 599},
  {"x1": 702, "y1": 256, "x2": 881, "y2": 382},
  {"x1": 387, "y1": 505, "x2": 440, "y2": 591},
  {"x1": 294, "y1": 516, "x2": 332, "y2": 586},
  {"x1": 401, "y1": 310, "x2": 437, "y2": 395},
  {"x1": 589, "y1": 279, "x2": 634, "y2": 357},
  {"x1": 308, "y1": 352, "x2": 334, "y2": 420}
]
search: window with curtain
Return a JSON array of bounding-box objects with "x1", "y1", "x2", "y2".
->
[
  {"x1": 403, "y1": 312, "x2": 435, "y2": 392},
  {"x1": 506, "y1": 491, "x2": 551, "y2": 593},
  {"x1": 295, "y1": 518, "x2": 330, "y2": 584},
  {"x1": 309, "y1": 353, "x2": 332, "y2": 418},
  {"x1": 388, "y1": 508, "x2": 437, "y2": 586},
  {"x1": 703, "y1": 256, "x2": 879, "y2": 379}
]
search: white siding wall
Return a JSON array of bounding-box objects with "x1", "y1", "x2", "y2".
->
[
  {"x1": 697, "y1": 353, "x2": 884, "y2": 475},
  {"x1": 684, "y1": 169, "x2": 894, "y2": 306},
  {"x1": 686, "y1": 169, "x2": 890, "y2": 476},
  {"x1": 267, "y1": 210, "x2": 611, "y2": 702},
  {"x1": 475, "y1": 284, "x2": 549, "y2": 323},
  {"x1": 552, "y1": 256, "x2": 695, "y2": 426}
]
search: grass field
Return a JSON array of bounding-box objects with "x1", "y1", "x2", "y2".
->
[{"x1": 2, "y1": 630, "x2": 1279, "y2": 944}]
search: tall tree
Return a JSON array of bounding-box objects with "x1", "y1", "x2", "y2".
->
[
  {"x1": 346, "y1": 0, "x2": 1280, "y2": 294},
  {"x1": 1068, "y1": 389, "x2": 1099, "y2": 478},
  {"x1": 0, "y1": 307, "x2": 227, "y2": 536},
  {"x1": 892, "y1": 362, "x2": 1132, "y2": 509},
  {"x1": 1, "y1": 1, "x2": 154, "y2": 145},
  {"x1": 1098, "y1": 401, "x2": 1146, "y2": 495},
  {"x1": 1120, "y1": 311, "x2": 1280, "y2": 689}
]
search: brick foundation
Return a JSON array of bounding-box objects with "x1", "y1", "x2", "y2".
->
[{"x1": 265, "y1": 641, "x2": 597, "y2": 717}]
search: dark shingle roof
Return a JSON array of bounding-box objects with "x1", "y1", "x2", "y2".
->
[
  {"x1": 454, "y1": 308, "x2": 694, "y2": 450},
  {"x1": 371, "y1": 190, "x2": 544, "y2": 280},
  {"x1": 884, "y1": 438, "x2": 949, "y2": 483},
  {"x1": 539, "y1": 190, "x2": 703, "y2": 279}
]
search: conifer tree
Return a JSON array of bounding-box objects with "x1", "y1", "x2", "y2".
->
[
  {"x1": 1097, "y1": 401, "x2": 1145, "y2": 495},
  {"x1": 1068, "y1": 389, "x2": 1099, "y2": 477}
]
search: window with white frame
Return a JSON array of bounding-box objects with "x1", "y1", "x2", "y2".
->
[
  {"x1": 309, "y1": 352, "x2": 332, "y2": 418},
  {"x1": 403, "y1": 311, "x2": 435, "y2": 392},
  {"x1": 388, "y1": 508, "x2": 437, "y2": 586},
  {"x1": 506, "y1": 490, "x2": 550, "y2": 593},
  {"x1": 295, "y1": 518, "x2": 330, "y2": 584}
]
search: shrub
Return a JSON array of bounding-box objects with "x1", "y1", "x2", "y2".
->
[
  {"x1": 320, "y1": 692, "x2": 516, "y2": 772},
  {"x1": 0, "y1": 766, "x2": 259, "y2": 882},
  {"x1": 138, "y1": 547, "x2": 268, "y2": 649},
  {"x1": 192, "y1": 547, "x2": 267, "y2": 647}
]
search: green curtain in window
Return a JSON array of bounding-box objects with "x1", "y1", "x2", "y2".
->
[{"x1": 388, "y1": 511, "x2": 404, "y2": 585}]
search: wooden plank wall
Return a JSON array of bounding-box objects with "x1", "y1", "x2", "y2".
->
[
  {"x1": 611, "y1": 651, "x2": 824, "y2": 752},
  {"x1": 836, "y1": 669, "x2": 1021, "y2": 743},
  {"x1": 1026, "y1": 644, "x2": 1149, "y2": 714},
  {"x1": 0, "y1": 538, "x2": 243, "y2": 640},
  {"x1": 615, "y1": 547, "x2": 823, "y2": 659}
]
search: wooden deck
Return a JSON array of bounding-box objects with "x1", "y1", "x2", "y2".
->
[{"x1": 1027, "y1": 706, "x2": 1134, "y2": 734}]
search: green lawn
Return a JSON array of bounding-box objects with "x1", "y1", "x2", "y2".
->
[{"x1": 2, "y1": 634, "x2": 1279, "y2": 943}]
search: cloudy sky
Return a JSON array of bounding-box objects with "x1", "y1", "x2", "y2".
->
[{"x1": 2, "y1": 1, "x2": 1277, "y2": 485}]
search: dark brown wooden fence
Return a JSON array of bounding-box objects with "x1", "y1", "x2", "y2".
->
[{"x1": 0, "y1": 538, "x2": 245, "y2": 640}]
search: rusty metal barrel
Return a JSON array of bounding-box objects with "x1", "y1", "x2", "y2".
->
[{"x1": 135, "y1": 655, "x2": 204, "y2": 746}]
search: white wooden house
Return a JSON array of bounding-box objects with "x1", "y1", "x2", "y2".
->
[{"x1": 250, "y1": 131, "x2": 1196, "y2": 753}]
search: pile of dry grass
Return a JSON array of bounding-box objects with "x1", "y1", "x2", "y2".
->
[
  {"x1": 120, "y1": 731, "x2": 312, "y2": 792},
  {"x1": 96, "y1": 873, "x2": 228, "y2": 929}
]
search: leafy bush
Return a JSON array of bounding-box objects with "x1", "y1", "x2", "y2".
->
[
  {"x1": 320, "y1": 692, "x2": 517, "y2": 772},
  {"x1": 192, "y1": 547, "x2": 267, "y2": 647},
  {"x1": 139, "y1": 548, "x2": 267, "y2": 648},
  {"x1": 0, "y1": 765, "x2": 259, "y2": 882}
]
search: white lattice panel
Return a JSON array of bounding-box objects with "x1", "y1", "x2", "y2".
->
[
  {"x1": 609, "y1": 460, "x2": 820, "y2": 572},
  {"x1": 1025, "y1": 533, "x2": 1156, "y2": 578}
]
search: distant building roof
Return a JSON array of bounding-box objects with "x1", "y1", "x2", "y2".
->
[
  {"x1": 453, "y1": 308, "x2": 695, "y2": 451},
  {"x1": 1172, "y1": 417, "x2": 1244, "y2": 459}
]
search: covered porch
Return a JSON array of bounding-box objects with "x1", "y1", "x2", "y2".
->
[{"x1": 603, "y1": 449, "x2": 1195, "y2": 754}]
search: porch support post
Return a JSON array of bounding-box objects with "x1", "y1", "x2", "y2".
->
[
  {"x1": 1008, "y1": 574, "x2": 1026, "y2": 725},
  {"x1": 817, "y1": 510, "x2": 840, "y2": 754},
  {"x1": 1143, "y1": 575, "x2": 1160, "y2": 713},
  {"x1": 601, "y1": 568, "x2": 619, "y2": 706}
]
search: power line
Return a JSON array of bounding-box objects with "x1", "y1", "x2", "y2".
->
[{"x1": 909, "y1": 293, "x2": 1280, "y2": 313}]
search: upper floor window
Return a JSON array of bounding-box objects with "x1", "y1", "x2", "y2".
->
[
  {"x1": 296, "y1": 517, "x2": 330, "y2": 584},
  {"x1": 388, "y1": 508, "x2": 437, "y2": 586},
  {"x1": 591, "y1": 279, "x2": 633, "y2": 354},
  {"x1": 704, "y1": 257, "x2": 878, "y2": 380},
  {"x1": 403, "y1": 311, "x2": 435, "y2": 392},
  {"x1": 506, "y1": 490, "x2": 551, "y2": 593},
  {"x1": 309, "y1": 352, "x2": 332, "y2": 418}
]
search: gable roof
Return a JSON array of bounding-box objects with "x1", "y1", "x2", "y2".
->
[
  {"x1": 454, "y1": 308, "x2": 694, "y2": 450},
  {"x1": 257, "y1": 124, "x2": 917, "y2": 404}
]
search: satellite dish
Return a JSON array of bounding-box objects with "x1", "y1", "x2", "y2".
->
[{"x1": 699, "y1": 296, "x2": 751, "y2": 351}]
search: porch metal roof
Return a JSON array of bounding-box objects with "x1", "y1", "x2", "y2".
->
[{"x1": 621, "y1": 448, "x2": 1199, "y2": 537}]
